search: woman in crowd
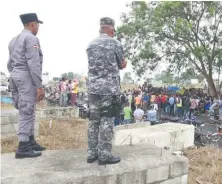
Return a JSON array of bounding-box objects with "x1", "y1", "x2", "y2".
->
[
  {"x1": 67, "y1": 79, "x2": 72, "y2": 106},
  {"x1": 71, "y1": 79, "x2": 78, "y2": 106}
]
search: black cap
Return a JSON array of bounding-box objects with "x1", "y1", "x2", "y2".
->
[{"x1": 20, "y1": 13, "x2": 43, "y2": 24}]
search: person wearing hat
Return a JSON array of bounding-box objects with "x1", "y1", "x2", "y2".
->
[
  {"x1": 7, "y1": 13, "x2": 45, "y2": 159},
  {"x1": 86, "y1": 17, "x2": 127, "y2": 165}
]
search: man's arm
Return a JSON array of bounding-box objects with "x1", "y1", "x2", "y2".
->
[
  {"x1": 25, "y1": 35, "x2": 42, "y2": 88},
  {"x1": 115, "y1": 40, "x2": 126, "y2": 70},
  {"x1": 7, "y1": 39, "x2": 15, "y2": 73},
  {"x1": 7, "y1": 58, "x2": 13, "y2": 73}
]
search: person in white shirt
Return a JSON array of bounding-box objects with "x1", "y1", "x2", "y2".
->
[
  {"x1": 134, "y1": 105, "x2": 144, "y2": 123},
  {"x1": 128, "y1": 94, "x2": 132, "y2": 105}
]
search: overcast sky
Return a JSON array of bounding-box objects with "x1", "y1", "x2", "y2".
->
[{"x1": 0, "y1": 0, "x2": 134, "y2": 79}]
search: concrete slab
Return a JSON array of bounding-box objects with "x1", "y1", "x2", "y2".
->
[
  {"x1": 36, "y1": 107, "x2": 79, "y2": 119},
  {"x1": 1, "y1": 124, "x2": 15, "y2": 134},
  {"x1": 1, "y1": 144, "x2": 188, "y2": 184},
  {"x1": 1, "y1": 107, "x2": 79, "y2": 137},
  {"x1": 114, "y1": 123, "x2": 195, "y2": 152},
  {"x1": 114, "y1": 122, "x2": 151, "y2": 131},
  {"x1": 1, "y1": 111, "x2": 19, "y2": 125}
]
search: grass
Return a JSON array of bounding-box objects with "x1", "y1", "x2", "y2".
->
[
  {"x1": 1, "y1": 118, "x2": 222, "y2": 184},
  {"x1": 1, "y1": 101, "x2": 59, "y2": 110},
  {"x1": 184, "y1": 147, "x2": 222, "y2": 184},
  {"x1": 1, "y1": 103, "x2": 14, "y2": 110},
  {"x1": 1, "y1": 118, "x2": 87, "y2": 153},
  {"x1": 121, "y1": 84, "x2": 137, "y2": 91}
]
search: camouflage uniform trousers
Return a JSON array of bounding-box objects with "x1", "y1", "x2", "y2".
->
[{"x1": 87, "y1": 93, "x2": 115, "y2": 161}]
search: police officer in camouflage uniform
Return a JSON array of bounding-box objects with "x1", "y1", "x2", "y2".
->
[
  {"x1": 86, "y1": 17, "x2": 127, "y2": 165},
  {"x1": 7, "y1": 13, "x2": 46, "y2": 159}
]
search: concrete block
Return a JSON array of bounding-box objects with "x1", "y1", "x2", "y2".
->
[
  {"x1": 1, "y1": 113, "x2": 39, "y2": 137},
  {"x1": 8, "y1": 114, "x2": 19, "y2": 123},
  {"x1": 1, "y1": 122, "x2": 39, "y2": 136},
  {"x1": 0, "y1": 116, "x2": 10, "y2": 125},
  {"x1": 1, "y1": 124, "x2": 15, "y2": 134},
  {"x1": 160, "y1": 175, "x2": 188, "y2": 184},
  {"x1": 114, "y1": 122, "x2": 150, "y2": 132},
  {"x1": 2, "y1": 107, "x2": 79, "y2": 136},
  {"x1": 12, "y1": 123, "x2": 18, "y2": 131},
  {"x1": 34, "y1": 128, "x2": 39, "y2": 137},
  {"x1": 117, "y1": 171, "x2": 146, "y2": 184},
  {"x1": 1, "y1": 178, "x2": 13, "y2": 184},
  {"x1": 34, "y1": 120, "x2": 39, "y2": 130},
  {"x1": 146, "y1": 165, "x2": 169, "y2": 183},
  {"x1": 1, "y1": 144, "x2": 188, "y2": 184},
  {"x1": 75, "y1": 108, "x2": 79, "y2": 118},
  {"x1": 36, "y1": 107, "x2": 79, "y2": 120},
  {"x1": 59, "y1": 174, "x2": 118, "y2": 184},
  {"x1": 1, "y1": 132, "x2": 16, "y2": 137},
  {"x1": 114, "y1": 123, "x2": 194, "y2": 152},
  {"x1": 169, "y1": 157, "x2": 188, "y2": 178}
]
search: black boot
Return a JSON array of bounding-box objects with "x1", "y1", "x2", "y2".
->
[
  {"x1": 87, "y1": 156, "x2": 98, "y2": 163},
  {"x1": 99, "y1": 155, "x2": 121, "y2": 165},
  {"x1": 29, "y1": 136, "x2": 46, "y2": 151},
  {"x1": 15, "y1": 141, "x2": 42, "y2": 159}
]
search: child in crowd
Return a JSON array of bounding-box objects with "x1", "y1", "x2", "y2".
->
[{"x1": 123, "y1": 102, "x2": 132, "y2": 124}]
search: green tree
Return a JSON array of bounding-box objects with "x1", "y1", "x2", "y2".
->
[
  {"x1": 118, "y1": 1, "x2": 222, "y2": 96},
  {"x1": 67, "y1": 72, "x2": 74, "y2": 79},
  {"x1": 61, "y1": 73, "x2": 68, "y2": 78},
  {"x1": 178, "y1": 68, "x2": 204, "y2": 85},
  {"x1": 122, "y1": 72, "x2": 134, "y2": 84},
  {"x1": 155, "y1": 70, "x2": 174, "y2": 84},
  {"x1": 52, "y1": 77, "x2": 59, "y2": 81},
  {"x1": 155, "y1": 68, "x2": 204, "y2": 85},
  {"x1": 214, "y1": 53, "x2": 222, "y2": 90}
]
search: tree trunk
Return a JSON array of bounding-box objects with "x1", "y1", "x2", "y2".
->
[
  {"x1": 206, "y1": 76, "x2": 217, "y2": 97},
  {"x1": 218, "y1": 66, "x2": 221, "y2": 93}
]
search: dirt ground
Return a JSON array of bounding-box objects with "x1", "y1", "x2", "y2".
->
[
  {"x1": 1, "y1": 103, "x2": 14, "y2": 110},
  {"x1": 121, "y1": 84, "x2": 137, "y2": 91},
  {"x1": 184, "y1": 147, "x2": 222, "y2": 184},
  {"x1": 1, "y1": 118, "x2": 87, "y2": 153},
  {"x1": 1, "y1": 118, "x2": 222, "y2": 184},
  {"x1": 1, "y1": 101, "x2": 59, "y2": 110}
]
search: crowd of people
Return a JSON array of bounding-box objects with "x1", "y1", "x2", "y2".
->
[
  {"x1": 58, "y1": 77, "x2": 79, "y2": 107},
  {"x1": 115, "y1": 82, "x2": 222, "y2": 126},
  {"x1": 45, "y1": 80, "x2": 222, "y2": 123}
]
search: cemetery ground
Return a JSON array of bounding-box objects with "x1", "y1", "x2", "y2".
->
[
  {"x1": 1, "y1": 117, "x2": 222, "y2": 183},
  {"x1": 1, "y1": 118, "x2": 88, "y2": 153}
]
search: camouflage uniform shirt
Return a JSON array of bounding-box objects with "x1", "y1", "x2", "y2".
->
[{"x1": 86, "y1": 33, "x2": 124, "y2": 95}]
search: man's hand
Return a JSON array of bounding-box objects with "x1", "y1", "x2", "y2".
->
[
  {"x1": 37, "y1": 88, "x2": 45, "y2": 102},
  {"x1": 122, "y1": 60, "x2": 127, "y2": 69}
]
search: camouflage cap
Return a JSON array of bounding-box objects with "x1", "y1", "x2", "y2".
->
[{"x1": 100, "y1": 17, "x2": 115, "y2": 27}]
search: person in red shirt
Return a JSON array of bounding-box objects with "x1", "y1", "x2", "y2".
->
[
  {"x1": 161, "y1": 94, "x2": 167, "y2": 112},
  {"x1": 155, "y1": 94, "x2": 162, "y2": 111}
]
